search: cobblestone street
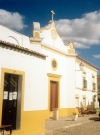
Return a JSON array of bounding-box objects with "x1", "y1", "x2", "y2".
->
[{"x1": 45, "y1": 115, "x2": 100, "y2": 135}]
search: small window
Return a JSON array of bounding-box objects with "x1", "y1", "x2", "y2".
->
[
  {"x1": 83, "y1": 77, "x2": 87, "y2": 88},
  {"x1": 51, "y1": 58, "x2": 58, "y2": 70},
  {"x1": 76, "y1": 97, "x2": 79, "y2": 107},
  {"x1": 83, "y1": 98, "x2": 86, "y2": 107}
]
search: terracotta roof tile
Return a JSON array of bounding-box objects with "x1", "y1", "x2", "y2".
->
[{"x1": 0, "y1": 40, "x2": 46, "y2": 60}]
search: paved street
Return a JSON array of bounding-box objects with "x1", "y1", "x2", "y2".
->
[{"x1": 45, "y1": 115, "x2": 100, "y2": 135}]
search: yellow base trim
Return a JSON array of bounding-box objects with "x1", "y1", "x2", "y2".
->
[
  {"x1": 59, "y1": 108, "x2": 77, "y2": 116},
  {"x1": 8, "y1": 110, "x2": 48, "y2": 135},
  {"x1": 0, "y1": 68, "x2": 49, "y2": 135}
]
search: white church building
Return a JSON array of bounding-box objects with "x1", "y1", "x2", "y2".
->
[{"x1": 0, "y1": 19, "x2": 99, "y2": 135}]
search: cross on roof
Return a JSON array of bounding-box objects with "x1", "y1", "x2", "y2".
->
[{"x1": 51, "y1": 10, "x2": 55, "y2": 21}]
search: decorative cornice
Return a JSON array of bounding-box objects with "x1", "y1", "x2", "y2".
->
[
  {"x1": 42, "y1": 42, "x2": 77, "y2": 57},
  {"x1": 92, "y1": 90, "x2": 97, "y2": 92},
  {"x1": 83, "y1": 95, "x2": 87, "y2": 98},
  {"x1": 47, "y1": 73, "x2": 62, "y2": 78},
  {"x1": 75, "y1": 94, "x2": 79, "y2": 98},
  {"x1": 76, "y1": 87, "x2": 97, "y2": 92},
  {"x1": 0, "y1": 40, "x2": 46, "y2": 60},
  {"x1": 29, "y1": 37, "x2": 43, "y2": 42},
  {"x1": 83, "y1": 70, "x2": 86, "y2": 74},
  {"x1": 82, "y1": 88, "x2": 87, "y2": 91},
  {"x1": 76, "y1": 55, "x2": 99, "y2": 70}
]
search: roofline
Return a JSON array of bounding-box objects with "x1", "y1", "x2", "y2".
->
[
  {"x1": 41, "y1": 21, "x2": 66, "y2": 46},
  {"x1": 76, "y1": 55, "x2": 99, "y2": 70},
  {"x1": 0, "y1": 40, "x2": 46, "y2": 60},
  {"x1": 0, "y1": 24, "x2": 25, "y2": 36}
]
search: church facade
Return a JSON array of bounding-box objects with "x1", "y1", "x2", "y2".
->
[{"x1": 0, "y1": 21, "x2": 99, "y2": 135}]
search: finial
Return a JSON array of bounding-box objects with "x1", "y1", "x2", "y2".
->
[{"x1": 51, "y1": 10, "x2": 55, "y2": 21}]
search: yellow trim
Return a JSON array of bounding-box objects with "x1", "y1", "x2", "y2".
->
[
  {"x1": 41, "y1": 21, "x2": 66, "y2": 45},
  {"x1": 0, "y1": 68, "x2": 48, "y2": 134},
  {"x1": 75, "y1": 94, "x2": 79, "y2": 98},
  {"x1": 68, "y1": 49, "x2": 75, "y2": 54},
  {"x1": 92, "y1": 90, "x2": 97, "y2": 92},
  {"x1": 6, "y1": 110, "x2": 48, "y2": 135},
  {"x1": 47, "y1": 73, "x2": 62, "y2": 78},
  {"x1": 59, "y1": 108, "x2": 77, "y2": 116},
  {"x1": 42, "y1": 44, "x2": 65, "y2": 57},
  {"x1": 42, "y1": 44, "x2": 77, "y2": 58},
  {"x1": 47, "y1": 73, "x2": 62, "y2": 117},
  {"x1": 51, "y1": 58, "x2": 58, "y2": 71},
  {"x1": 92, "y1": 74, "x2": 95, "y2": 78},
  {"x1": 82, "y1": 88, "x2": 87, "y2": 91},
  {"x1": 51, "y1": 29, "x2": 57, "y2": 39},
  {"x1": 83, "y1": 70, "x2": 86, "y2": 74},
  {"x1": 83, "y1": 95, "x2": 86, "y2": 98},
  {"x1": 34, "y1": 32, "x2": 40, "y2": 38},
  {"x1": 0, "y1": 68, "x2": 25, "y2": 125},
  {"x1": 76, "y1": 87, "x2": 97, "y2": 92},
  {"x1": 47, "y1": 108, "x2": 77, "y2": 118}
]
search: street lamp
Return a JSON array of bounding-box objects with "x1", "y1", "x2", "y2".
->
[
  {"x1": 76, "y1": 63, "x2": 84, "y2": 71},
  {"x1": 79, "y1": 63, "x2": 84, "y2": 71}
]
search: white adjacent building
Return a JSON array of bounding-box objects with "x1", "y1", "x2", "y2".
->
[
  {"x1": 0, "y1": 20, "x2": 99, "y2": 135},
  {"x1": 76, "y1": 56, "x2": 98, "y2": 108},
  {"x1": 97, "y1": 75, "x2": 100, "y2": 105}
]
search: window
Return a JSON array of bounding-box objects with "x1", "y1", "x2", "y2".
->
[
  {"x1": 83, "y1": 77, "x2": 87, "y2": 88},
  {"x1": 83, "y1": 71, "x2": 87, "y2": 89},
  {"x1": 76, "y1": 97, "x2": 79, "y2": 107},
  {"x1": 83, "y1": 98, "x2": 86, "y2": 107},
  {"x1": 51, "y1": 58, "x2": 58, "y2": 70},
  {"x1": 93, "y1": 83, "x2": 96, "y2": 90},
  {"x1": 92, "y1": 75, "x2": 96, "y2": 90}
]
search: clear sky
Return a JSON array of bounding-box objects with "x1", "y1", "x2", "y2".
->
[{"x1": 0, "y1": 0, "x2": 100, "y2": 74}]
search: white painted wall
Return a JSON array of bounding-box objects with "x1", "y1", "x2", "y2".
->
[
  {"x1": 75, "y1": 61, "x2": 98, "y2": 107},
  {"x1": 76, "y1": 61, "x2": 97, "y2": 90},
  {"x1": 30, "y1": 43, "x2": 42, "y2": 53},
  {"x1": 0, "y1": 21, "x2": 98, "y2": 112},
  {"x1": 42, "y1": 48, "x2": 76, "y2": 108},
  {"x1": 0, "y1": 25, "x2": 30, "y2": 48},
  {"x1": 41, "y1": 22, "x2": 68, "y2": 53},
  {"x1": 0, "y1": 47, "x2": 47, "y2": 111},
  {"x1": 0, "y1": 25, "x2": 43, "y2": 53}
]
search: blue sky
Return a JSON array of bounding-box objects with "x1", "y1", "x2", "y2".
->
[{"x1": 0, "y1": 0, "x2": 100, "y2": 74}]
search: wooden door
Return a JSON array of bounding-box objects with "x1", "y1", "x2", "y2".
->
[{"x1": 50, "y1": 81, "x2": 58, "y2": 111}]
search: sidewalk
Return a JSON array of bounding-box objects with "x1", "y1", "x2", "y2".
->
[{"x1": 45, "y1": 114, "x2": 99, "y2": 134}]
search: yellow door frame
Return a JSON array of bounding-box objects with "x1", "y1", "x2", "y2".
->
[
  {"x1": 47, "y1": 73, "x2": 62, "y2": 117},
  {"x1": 0, "y1": 68, "x2": 25, "y2": 125}
]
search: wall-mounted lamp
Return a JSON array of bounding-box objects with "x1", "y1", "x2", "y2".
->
[{"x1": 76, "y1": 63, "x2": 84, "y2": 71}]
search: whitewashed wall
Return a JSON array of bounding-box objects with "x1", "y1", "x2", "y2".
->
[
  {"x1": 0, "y1": 25, "x2": 30, "y2": 48},
  {"x1": 75, "y1": 61, "x2": 97, "y2": 107},
  {"x1": 41, "y1": 22, "x2": 68, "y2": 53},
  {"x1": 76, "y1": 89, "x2": 97, "y2": 107},
  {"x1": 0, "y1": 47, "x2": 47, "y2": 111},
  {"x1": 0, "y1": 25, "x2": 42, "y2": 53},
  {"x1": 41, "y1": 22, "x2": 76, "y2": 108},
  {"x1": 76, "y1": 61, "x2": 97, "y2": 90},
  {"x1": 42, "y1": 48, "x2": 76, "y2": 108}
]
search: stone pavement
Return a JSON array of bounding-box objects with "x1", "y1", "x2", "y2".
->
[{"x1": 45, "y1": 114, "x2": 100, "y2": 135}]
